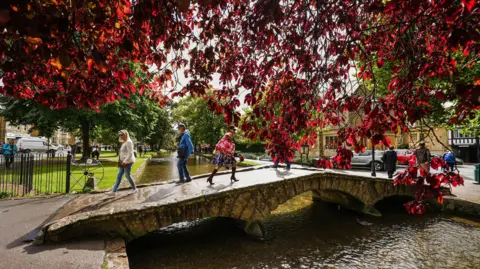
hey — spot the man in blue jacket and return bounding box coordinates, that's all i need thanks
[443,150,456,172]
[176,123,194,184]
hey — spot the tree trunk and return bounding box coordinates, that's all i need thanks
[81,121,90,159]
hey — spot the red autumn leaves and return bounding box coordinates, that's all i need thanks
[0,0,477,215]
[394,157,464,214]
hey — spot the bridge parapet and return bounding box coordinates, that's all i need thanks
[38,169,427,243]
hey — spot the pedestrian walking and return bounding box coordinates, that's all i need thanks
[272,149,292,170]
[176,123,194,184]
[415,141,431,173]
[381,146,397,179]
[443,150,456,172]
[3,139,18,170]
[108,130,137,195]
[138,145,143,158]
[143,145,147,154]
[206,126,239,185]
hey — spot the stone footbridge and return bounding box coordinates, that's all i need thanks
[38,167,420,243]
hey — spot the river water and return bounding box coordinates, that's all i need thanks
[138,153,216,184]
[127,191,480,269]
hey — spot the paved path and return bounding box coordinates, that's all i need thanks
[0,196,105,269]
[45,166,319,220]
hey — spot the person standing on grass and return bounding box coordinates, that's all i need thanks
[206,126,239,185]
[3,139,18,170]
[382,146,397,179]
[138,145,143,158]
[108,130,137,195]
[92,145,100,160]
[176,123,194,184]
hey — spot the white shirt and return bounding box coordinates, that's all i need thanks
[119,139,135,164]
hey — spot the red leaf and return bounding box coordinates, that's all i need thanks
[462,0,476,12]
[377,58,384,68]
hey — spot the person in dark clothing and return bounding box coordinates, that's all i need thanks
[415,142,431,173]
[382,146,397,179]
[91,145,100,160]
[138,145,143,157]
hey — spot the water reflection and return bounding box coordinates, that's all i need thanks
[139,152,215,184]
[128,192,480,269]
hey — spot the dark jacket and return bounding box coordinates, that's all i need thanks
[382,150,397,171]
[416,147,430,164]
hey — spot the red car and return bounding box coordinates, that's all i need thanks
[396,149,415,165]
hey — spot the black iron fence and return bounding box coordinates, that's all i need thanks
[0,152,69,198]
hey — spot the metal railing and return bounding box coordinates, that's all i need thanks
[0,152,68,197]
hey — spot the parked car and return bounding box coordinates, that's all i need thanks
[396,149,415,165]
[331,150,385,171]
[52,143,65,151]
[431,153,464,165]
[17,137,58,153]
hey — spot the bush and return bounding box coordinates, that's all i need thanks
[235,143,266,153]
[397,143,409,149]
[0,191,13,199]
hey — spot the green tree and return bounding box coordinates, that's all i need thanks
[0,94,166,157]
[171,96,227,147]
[147,108,174,150]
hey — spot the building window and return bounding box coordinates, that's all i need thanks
[325,136,339,149]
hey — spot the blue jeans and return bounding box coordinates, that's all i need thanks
[177,158,191,181]
[113,163,136,192]
[274,159,291,170]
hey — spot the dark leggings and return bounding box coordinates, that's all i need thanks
[5,156,14,169]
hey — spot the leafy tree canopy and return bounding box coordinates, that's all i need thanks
[171,94,227,147]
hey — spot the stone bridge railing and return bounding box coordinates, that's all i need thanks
[39,171,425,243]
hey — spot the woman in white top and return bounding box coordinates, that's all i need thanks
[109,130,137,194]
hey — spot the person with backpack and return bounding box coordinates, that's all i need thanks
[206,126,239,185]
[415,142,431,173]
[176,123,194,184]
[3,139,18,170]
[443,150,456,172]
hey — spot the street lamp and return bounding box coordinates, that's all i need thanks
[371,140,376,177]
[301,143,309,164]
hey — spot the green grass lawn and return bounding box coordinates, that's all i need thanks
[1,151,152,196]
[71,151,153,191]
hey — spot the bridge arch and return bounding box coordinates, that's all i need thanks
[39,172,422,244]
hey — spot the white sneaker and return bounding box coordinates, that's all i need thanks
[130,189,138,194]
[106,191,116,196]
